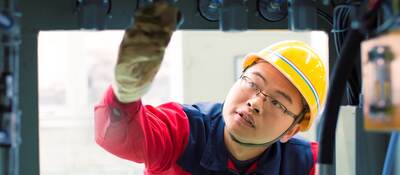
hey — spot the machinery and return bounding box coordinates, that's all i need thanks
[0,0,399,174]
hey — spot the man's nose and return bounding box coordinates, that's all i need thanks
[246,96,264,114]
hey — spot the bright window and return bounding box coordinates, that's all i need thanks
[38,31,168,175]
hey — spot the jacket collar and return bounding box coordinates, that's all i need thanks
[199,114,282,174]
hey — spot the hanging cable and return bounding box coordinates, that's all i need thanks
[331,2,365,106]
[318,0,382,172]
[317,8,333,26]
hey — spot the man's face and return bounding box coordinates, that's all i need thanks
[223,61,304,144]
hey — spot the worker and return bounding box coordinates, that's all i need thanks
[94,1,328,175]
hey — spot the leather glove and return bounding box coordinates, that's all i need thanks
[113,1,179,103]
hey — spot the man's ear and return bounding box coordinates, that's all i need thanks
[280,124,301,143]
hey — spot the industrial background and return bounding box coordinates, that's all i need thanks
[0,0,399,175]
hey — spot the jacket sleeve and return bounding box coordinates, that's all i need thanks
[94,85,190,173]
[309,142,318,175]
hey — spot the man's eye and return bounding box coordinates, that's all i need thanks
[271,100,282,108]
[248,82,256,88]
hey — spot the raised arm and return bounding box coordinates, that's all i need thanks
[94,2,189,173]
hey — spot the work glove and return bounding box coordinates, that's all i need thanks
[113,1,179,103]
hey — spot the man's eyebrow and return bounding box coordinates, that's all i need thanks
[250,71,293,104]
[275,90,293,104]
[251,72,267,84]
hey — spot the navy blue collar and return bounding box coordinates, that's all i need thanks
[255,142,281,174]
[199,115,282,174]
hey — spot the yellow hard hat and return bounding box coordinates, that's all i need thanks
[243,40,328,131]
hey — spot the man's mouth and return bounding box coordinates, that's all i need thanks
[237,112,255,128]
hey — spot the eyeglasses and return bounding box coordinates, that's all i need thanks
[239,75,298,119]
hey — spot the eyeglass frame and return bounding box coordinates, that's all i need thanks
[238,74,303,119]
